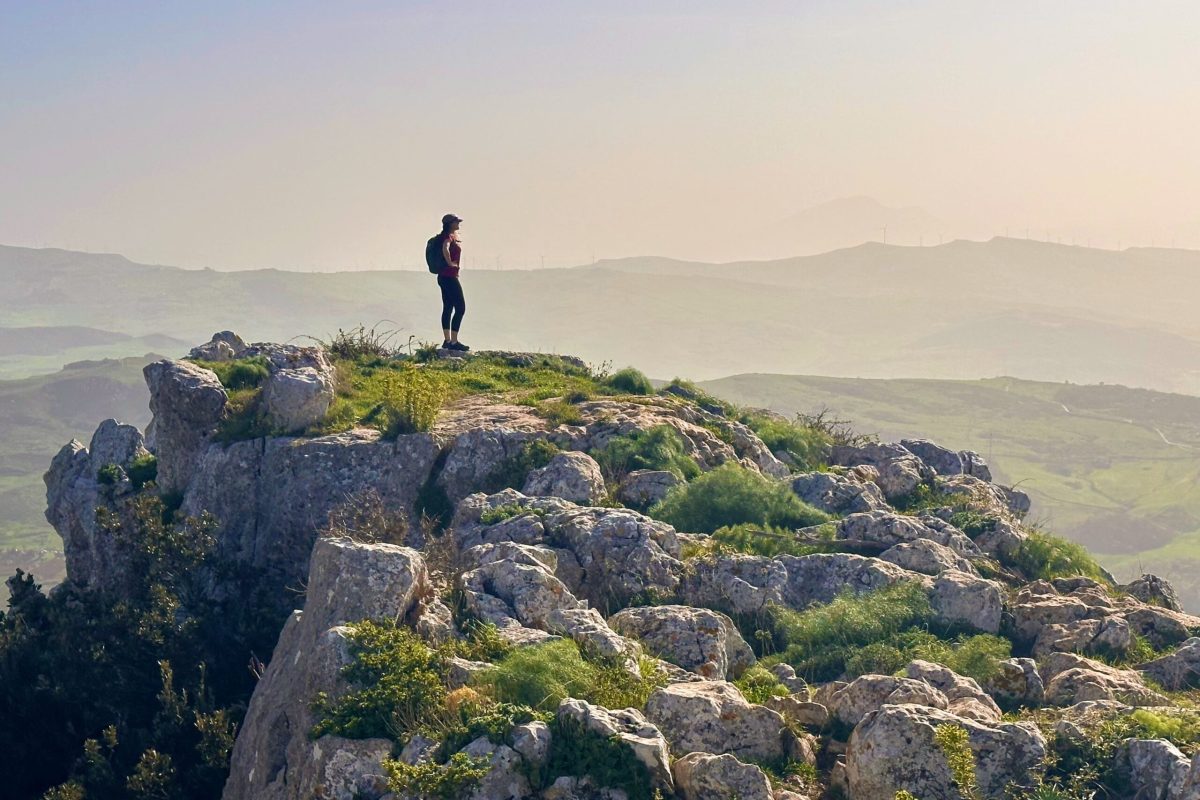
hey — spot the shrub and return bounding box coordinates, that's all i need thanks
[545,715,655,800]
[97,463,122,486]
[1013,531,1108,582]
[606,367,654,395]
[126,454,158,491]
[479,639,666,712]
[734,665,790,704]
[710,522,838,558]
[591,424,701,483]
[384,752,491,800]
[772,582,934,681]
[650,462,830,535]
[912,634,1012,683]
[742,413,831,471]
[316,324,406,360]
[310,620,447,740]
[195,356,270,391]
[483,439,560,494]
[891,483,960,514]
[479,504,545,525]
[373,365,445,436]
[660,378,736,415]
[948,510,999,538]
[934,724,980,800]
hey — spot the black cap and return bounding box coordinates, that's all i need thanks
[442,213,462,226]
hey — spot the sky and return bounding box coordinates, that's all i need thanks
[2,1,1199,270]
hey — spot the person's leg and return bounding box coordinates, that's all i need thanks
[438,277,454,345]
[449,279,466,342]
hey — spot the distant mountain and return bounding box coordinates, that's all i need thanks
[770,196,956,256]
[698,372,1200,610]
[0,326,188,379]
[4,240,1200,392]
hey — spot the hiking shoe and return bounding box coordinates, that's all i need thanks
[448,341,470,352]
[441,340,453,350]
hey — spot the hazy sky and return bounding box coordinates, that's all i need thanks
[3,1,1199,270]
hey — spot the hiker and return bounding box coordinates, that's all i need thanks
[426,213,469,351]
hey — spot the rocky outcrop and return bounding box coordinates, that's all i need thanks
[522,451,607,505]
[904,660,1003,723]
[900,438,992,481]
[1138,638,1200,691]
[829,442,933,500]
[616,469,681,509]
[1040,652,1169,707]
[790,470,887,515]
[143,358,227,494]
[1126,573,1184,612]
[846,704,1046,800]
[671,752,773,800]
[608,605,754,679]
[223,537,432,800]
[827,676,949,728]
[645,680,802,763]
[556,699,673,793]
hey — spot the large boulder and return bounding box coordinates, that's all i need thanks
[523,451,606,505]
[778,552,928,608]
[982,658,1044,708]
[1138,638,1200,691]
[900,439,992,481]
[616,469,682,509]
[143,359,227,494]
[455,736,532,800]
[829,442,933,500]
[608,605,754,679]
[188,330,247,361]
[1125,574,1184,612]
[904,660,1002,723]
[881,538,976,575]
[837,510,980,557]
[44,420,151,590]
[846,704,1046,800]
[261,366,335,433]
[223,538,431,800]
[827,676,949,729]
[1118,738,1197,800]
[556,699,673,793]
[1041,653,1169,707]
[680,553,787,616]
[645,680,800,763]
[790,470,887,515]
[671,752,772,800]
[929,570,1003,634]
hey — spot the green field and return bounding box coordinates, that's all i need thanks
[699,373,1200,610]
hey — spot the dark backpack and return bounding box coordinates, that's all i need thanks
[425,235,445,274]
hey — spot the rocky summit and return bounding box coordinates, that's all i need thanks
[42,333,1200,800]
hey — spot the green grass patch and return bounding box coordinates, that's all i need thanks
[478,504,546,526]
[771,582,935,682]
[1013,531,1109,583]
[734,665,790,704]
[709,522,839,558]
[591,424,701,483]
[478,639,666,712]
[384,752,491,800]
[191,356,270,390]
[605,367,654,395]
[741,412,832,471]
[650,462,830,535]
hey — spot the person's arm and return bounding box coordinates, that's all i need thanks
[442,238,457,268]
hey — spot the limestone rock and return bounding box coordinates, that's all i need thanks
[1042,655,1168,707]
[608,605,754,679]
[223,538,430,800]
[556,698,673,793]
[188,331,247,361]
[837,510,980,557]
[672,752,773,800]
[1120,738,1194,800]
[261,366,335,433]
[900,439,992,481]
[509,721,551,770]
[1139,638,1200,691]
[523,451,606,505]
[982,658,1044,708]
[457,736,531,800]
[880,539,976,575]
[1126,574,1184,612]
[827,676,949,729]
[646,680,797,762]
[790,471,887,515]
[829,442,933,500]
[144,358,227,494]
[778,552,928,609]
[929,570,1003,633]
[616,469,681,509]
[680,554,787,616]
[846,704,1046,800]
[904,660,1002,723]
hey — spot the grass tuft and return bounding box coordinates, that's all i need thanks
[649,462,830,535]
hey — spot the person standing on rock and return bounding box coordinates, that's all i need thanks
[426,213,469,351]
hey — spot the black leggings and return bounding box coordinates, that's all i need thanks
[438,275,466,332]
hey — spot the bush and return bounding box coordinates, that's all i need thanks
[1013,531,1108,582]
[316,324,407,360]
[591,424,701,483]
[545,715,655,800]
[934,724,980,800]
[479,504,545,525]
[374,365,445,436]
[742,413,831,471]
[772,582,934,681]
[710,522,838,558]
[734,665,790,704]
[912,633,1012,683]
[650,462,830,535]
[384,752,491,800]
[479,639,666,712]
[606,367,654,395]
[310,620,447,740]
[96,463,122,486]
[194,356,271,391]
[126,454,158,491]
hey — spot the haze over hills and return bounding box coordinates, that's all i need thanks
[4,238,1200,391]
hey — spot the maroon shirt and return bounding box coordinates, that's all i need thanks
[440,236,461,278]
